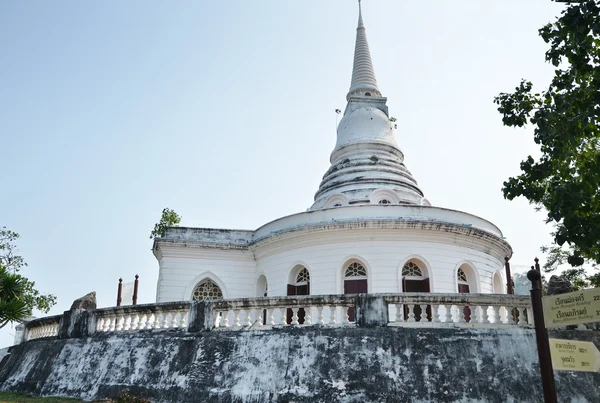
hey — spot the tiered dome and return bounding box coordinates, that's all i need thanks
[311,2,428,210]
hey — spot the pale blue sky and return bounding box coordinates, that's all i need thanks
[0,0,565,346]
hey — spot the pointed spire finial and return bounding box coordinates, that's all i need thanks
[347,0,381,100]
[358,0,364,27]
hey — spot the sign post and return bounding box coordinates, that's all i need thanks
[543,287,600,328]
[527,267,558,403]
[549,338,600,372]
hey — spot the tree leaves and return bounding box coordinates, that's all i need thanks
[0,231,56,327]
[494,0,600,271]
[150,208,182,239]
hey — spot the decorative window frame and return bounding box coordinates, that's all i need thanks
[454,261,480,293]
[288,264,311,287]
[339,256,371,293]
[323,194,350,209]
[185,272,228,301]
[398,255,433,292]
[369,189,400,205]
[255,273,268,297]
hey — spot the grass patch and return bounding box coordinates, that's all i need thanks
[0,392,87,403]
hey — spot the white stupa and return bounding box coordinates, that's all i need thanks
[153,3,511,305]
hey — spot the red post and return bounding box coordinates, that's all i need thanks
[504,256,514,295]
[132,274,139,305]
[116,278,123,307]
[527,263,557,403]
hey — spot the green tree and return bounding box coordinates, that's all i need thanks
[494,0,600,279]
[0,227,56,328]
[150,208,182,239]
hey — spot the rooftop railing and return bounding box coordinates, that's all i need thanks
[20,293,534,343]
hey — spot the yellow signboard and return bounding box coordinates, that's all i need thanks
[549,338,600,372]
[543,287,600,328]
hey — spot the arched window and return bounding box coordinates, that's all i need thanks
[457,265,474,322]
[296,268,310,284]
[345,262,367,278]
[493,272,504,294]
[378,199,391,205]
[287,266,310,324]
[402,262,423,277]
[344,261,368,322]
[192,279,223,301]
[401,260,431,321]
[457,268,468,284]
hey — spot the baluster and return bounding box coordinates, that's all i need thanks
[171,311,179,328]
[435,305,444,323]
[223,310,230,328]
[109,316,117,331]
[419,304,428,322]
[481,306,490,324]
[506,307,516,325]
[269,309,276,326]
[246,310,253,327]
[345,307,351,323]
[257,309,264,327]
[115,315,124,331]
[457,305,466,324]
[318,306,324,325]
[442,304,451,323]
[97,318,104,332]
[103,316,112,332]
[492,306,501,324]
[518,307,527,326]
[330,306,337,324]
[123,315,132,331]
[471,306,480,324]
[430,305,437,323]
[214,312,222,328]
[154,313,163,329]
[392,304,400,322]
[291,308,299,325]
[131,314,140,330]
[406,304,415,323]
[305,308,312,325]
[235,310,242,328]
[141,314,149,330]
[162,312,171,329]
[526,307,534,326]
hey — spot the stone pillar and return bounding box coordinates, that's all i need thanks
[356,294,388,327]
[188,300,215,332]
[58,309,96,339]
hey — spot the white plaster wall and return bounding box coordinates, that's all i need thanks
[255,230,503,297]
[155,247,256,303]
[155,227,507,302]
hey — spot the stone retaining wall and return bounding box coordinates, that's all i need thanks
[0,327,598,402]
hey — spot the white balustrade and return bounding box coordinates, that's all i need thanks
[385,293,532,329]
[23,293,533,341]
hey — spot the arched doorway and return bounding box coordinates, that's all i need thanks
[256,275,268,297]
[493,272,504,294]
[457,267,471,321]
[343,261,368,322]
[401,260,431,321]
[191,278,224,301]
[287,266,310,324]
[256,275,268,324]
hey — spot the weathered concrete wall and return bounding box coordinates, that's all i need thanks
[0,327,598,402]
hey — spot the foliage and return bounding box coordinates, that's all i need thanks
[114,392,150,403]
[0,227,56,328]
[149,208,182,239]
[494,0,600,273]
